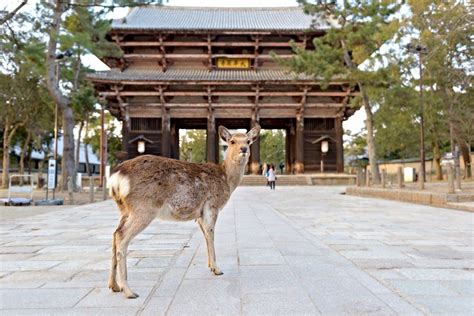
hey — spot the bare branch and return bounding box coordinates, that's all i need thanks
[0,1,28,26]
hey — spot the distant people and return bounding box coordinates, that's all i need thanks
[263,163,270,187]
[279,162,284,174]
[268,164,276,190]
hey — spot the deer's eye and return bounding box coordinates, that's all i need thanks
[230,140,235,145]
[247,140,251,145]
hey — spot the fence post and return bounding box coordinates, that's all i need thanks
[397,166,404,189]
[89,176,94,203]
[67,176,74,204]
[356,168,362,187]
[381,170,386,189]
[447,164,455,194]
[455,164,461,191]
[102,178,107,201]
[365,169,371,187]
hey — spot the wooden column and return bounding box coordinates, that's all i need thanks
[162,110,170,157]
[207,34,212,71]
[294,86,308,174]
[159,34,167,71]
[335,116,344,173]
[285,126,291,174]
[250,85,260,174]
[295,113,305,174]
[206,85,216,163]
[159,85,170,157]
[170,121,179,159]
[207,113,216,163]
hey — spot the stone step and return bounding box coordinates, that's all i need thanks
[240,174,356,186]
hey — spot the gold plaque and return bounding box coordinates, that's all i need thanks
[216,58,250,69]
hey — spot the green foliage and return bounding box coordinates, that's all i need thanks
[260,130,285,166]
[374,86,420,160]
[180,130,206,163]
[285,0,402,91]
[84,112,122,165]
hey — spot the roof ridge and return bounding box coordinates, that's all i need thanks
[139,5,303,11]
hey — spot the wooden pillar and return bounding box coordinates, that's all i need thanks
[335,117,344,173]
[121,122,129,153]
[170,121,179,159]
[289,123,296,174]
[206,113,216,163]
[161,110,170,157]
[206,85,216,163]
[250,85,260,174]
[250,118,260,174]
[285,127,291,174]
[295,113,304,174]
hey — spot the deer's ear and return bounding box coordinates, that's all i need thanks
[218,126,232,142]
[247,125,261,144]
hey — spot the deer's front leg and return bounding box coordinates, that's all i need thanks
[197,210,223,275]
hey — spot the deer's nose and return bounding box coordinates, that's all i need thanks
[240,147,248,153]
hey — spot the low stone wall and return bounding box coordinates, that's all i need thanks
[240,174,356,186]
[346,186,474,212]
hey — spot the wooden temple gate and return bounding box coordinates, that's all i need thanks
[88,6,358,174]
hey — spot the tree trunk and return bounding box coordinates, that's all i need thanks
[432,139,442,180]
[2,125,11,189]
[84,121,91,176]
[19,131,32,185]
[75,121,84,179]
[46,0,75,191]
[60,106,76,190]
[459,139,472,178]
[340,39,380,183]
[2,123,21,189]
[360,86,380,184]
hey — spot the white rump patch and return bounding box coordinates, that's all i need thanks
[109,171,130,199]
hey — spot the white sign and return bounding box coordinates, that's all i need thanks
[47,159,56,190]
[76,173,82,188]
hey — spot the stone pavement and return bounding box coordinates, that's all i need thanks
[1,186,473,315]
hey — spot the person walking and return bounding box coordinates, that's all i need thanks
[268,164,276,190]
[263,163,270,187]
[279,162,284,174]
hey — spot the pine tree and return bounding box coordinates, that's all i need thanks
[286,0,402,182]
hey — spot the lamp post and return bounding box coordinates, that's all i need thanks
[406,43,427,190]
[321,140,329,172]
[53,49,73,197]
[311,135,335,173]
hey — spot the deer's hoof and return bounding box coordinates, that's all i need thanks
[211,267,224,275]
[108,281,121,292]
[122,287,139,299]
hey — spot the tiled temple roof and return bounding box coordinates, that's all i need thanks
[111,6,330,32]
[88,68,316,83]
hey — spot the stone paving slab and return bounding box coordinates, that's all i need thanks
[1,186,473,315]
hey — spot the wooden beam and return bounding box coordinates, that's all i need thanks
[118,41,306,48]
[115,102,344,108]
[122,53,293,60]
[100,91,355,97]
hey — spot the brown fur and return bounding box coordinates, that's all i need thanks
[107,125,260,298]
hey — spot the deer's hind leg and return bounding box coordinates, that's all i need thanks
[108,214,127,292]
[115,210,155,298]
[197,207,222,275]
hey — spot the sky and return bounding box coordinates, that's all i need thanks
[2,0,366,136]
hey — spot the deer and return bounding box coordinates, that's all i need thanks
[107,125,260,298]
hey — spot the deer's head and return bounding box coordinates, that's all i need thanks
[219,125,261,165]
